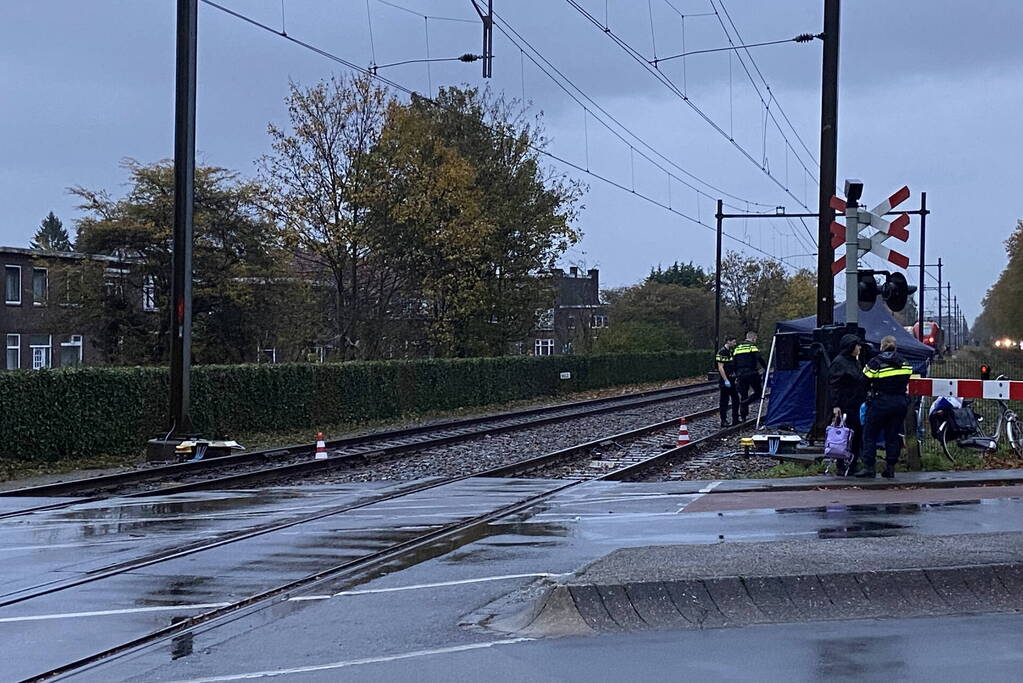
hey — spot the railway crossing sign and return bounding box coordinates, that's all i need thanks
[828,185,912,275]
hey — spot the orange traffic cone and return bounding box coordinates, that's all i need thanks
[676,418,690,448]
[315,432,328,460]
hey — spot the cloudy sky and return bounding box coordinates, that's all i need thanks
[3,0,1021,324]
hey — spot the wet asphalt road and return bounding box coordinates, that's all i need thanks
[6,478,1023,681]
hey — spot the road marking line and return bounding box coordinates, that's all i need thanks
[698,481,724,494]
[676,480,722,513]
[288,573,558,601]
[167,638,535,682]
[0,603,232,624]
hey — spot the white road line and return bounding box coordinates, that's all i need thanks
[166,638,535,682]
[0,603,232,624]
[698,481,724,494]
[676,480,722,513]
[288,573,557,601]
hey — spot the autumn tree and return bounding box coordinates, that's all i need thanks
[31,211,73,251]
[974,220,1023,342]
[720,251,788,337]
[65,160,308,364]
[390,88,582,356]
[596,281,714,352]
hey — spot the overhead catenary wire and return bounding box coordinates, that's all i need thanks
[491,10,777,210]
[706,0,818,181]
[198,0,795,267]
[375,0,477,23]
[563,0,814,212]
[714,0,819,167]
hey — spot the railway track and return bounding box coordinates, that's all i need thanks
[0,381,715,513]
[10,404,743,682]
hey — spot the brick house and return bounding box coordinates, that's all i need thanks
[527,267,609,356]
[2,247,150,370]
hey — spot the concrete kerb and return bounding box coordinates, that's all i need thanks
[685,467,1023,495]
[469,532,1023,637]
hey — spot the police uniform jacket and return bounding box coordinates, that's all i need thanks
[863,351,913,398]
[731,342,766,376]
[716,346,736,380]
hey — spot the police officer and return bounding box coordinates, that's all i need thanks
[716,335,739,428]
[855,335,913,479]
[732,331,767,422]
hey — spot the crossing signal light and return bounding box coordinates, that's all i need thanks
[857,272,878,311]
[981,365,991,381]
[856,271,916,313]
[881,272,915,313]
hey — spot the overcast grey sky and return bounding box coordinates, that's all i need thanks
[3,1,1021,323]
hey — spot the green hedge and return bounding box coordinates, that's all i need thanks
[0,350,710,463]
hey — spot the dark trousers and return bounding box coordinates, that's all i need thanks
[719,380,739,424]
[736,373,763,421]
[861,395,909,471]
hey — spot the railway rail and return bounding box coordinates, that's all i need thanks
[11,403,743,681]
[1,381,716,511]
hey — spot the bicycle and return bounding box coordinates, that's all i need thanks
[930,375,1023,462]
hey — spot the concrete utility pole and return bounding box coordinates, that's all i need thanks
[936,258,943,331]
[169,0,197,437]
[816,0,840,326]
[946,282,952,343]
[917,192,927,340]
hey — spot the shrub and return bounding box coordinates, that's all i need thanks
[0,350,711,464]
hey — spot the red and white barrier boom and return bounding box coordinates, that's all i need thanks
[909,377,1023,401]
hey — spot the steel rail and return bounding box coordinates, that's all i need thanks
[1,381,715,503]
[24,403,740,682]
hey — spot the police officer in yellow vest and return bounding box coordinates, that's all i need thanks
[716,335,739,428]
[854,335,913,479]
[732,331,767,422]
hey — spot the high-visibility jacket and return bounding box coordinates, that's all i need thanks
[732,342,766,375]
[863,351,913,396]
[716,346,736,377]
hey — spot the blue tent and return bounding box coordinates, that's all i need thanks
[763,301,935,432]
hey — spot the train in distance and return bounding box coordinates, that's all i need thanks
[903,321,944,350]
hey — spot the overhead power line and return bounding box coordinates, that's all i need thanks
[491,10,778,210]
[199,0,795,267]
[563,0,815,212]
[650,33,818,65]
[711,0,820,170]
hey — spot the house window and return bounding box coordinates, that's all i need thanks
[535,338,554,356]
[259,348,277,363]
[5,334,19,370]
[591,314,609,329]
[32,268,47,306]
[567,315,576,330]
[29,334,51,370]
[5,266,21,304]
[60,335,83,366]
[536,308,554,331]
[142,276,157,312]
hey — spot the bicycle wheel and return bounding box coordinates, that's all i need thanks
[1006,419,1023,457]
[938,418,992,464]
